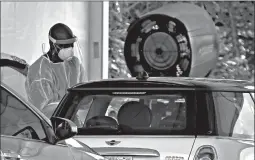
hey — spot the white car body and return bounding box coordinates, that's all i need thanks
[52,78,254,160]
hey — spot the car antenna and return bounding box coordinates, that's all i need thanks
[136,71,149,80]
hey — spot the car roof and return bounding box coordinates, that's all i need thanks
[70,77,254,92]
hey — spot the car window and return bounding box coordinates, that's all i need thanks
[1,67,28,101]
[1,86,46,140]
[105,97,187,125]
[60,90,196,135]
[212,91,254,139]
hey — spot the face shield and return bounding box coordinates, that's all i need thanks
[45,35,84,63]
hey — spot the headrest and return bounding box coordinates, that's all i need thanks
[117,101,152,127]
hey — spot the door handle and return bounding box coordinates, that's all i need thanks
[1,150,21,160]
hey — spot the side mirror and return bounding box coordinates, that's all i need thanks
[50,117,78,141]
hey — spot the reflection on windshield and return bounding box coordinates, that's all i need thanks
[1,88,46,140]
[213,92,254,139]
[1,67,28,101]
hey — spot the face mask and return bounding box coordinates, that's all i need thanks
[58,47,74,61]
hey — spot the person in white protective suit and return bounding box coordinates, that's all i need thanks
[25,23,87,111]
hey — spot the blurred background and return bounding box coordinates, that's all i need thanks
[1,1,254,81]
[109,1,254,81]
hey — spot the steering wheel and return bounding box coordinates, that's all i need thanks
[12,126,40,140]
[159,118,185,129]
[86,116,119,131]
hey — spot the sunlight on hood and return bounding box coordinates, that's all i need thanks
[65,138,84,148]
[85,152,105,160]
[65,138,105,160]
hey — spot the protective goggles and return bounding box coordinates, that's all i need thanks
[49,35,77,45]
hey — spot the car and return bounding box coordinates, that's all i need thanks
[50,74,254,160]
[2,53,254,160]
[0,53,106,160]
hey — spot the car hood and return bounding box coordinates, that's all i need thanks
[65,138,101,155]
[65,138,105,160]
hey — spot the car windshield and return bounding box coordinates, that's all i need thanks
[59,90,196,135]
[1,66,60,119]
[212,91,254,139]
[1,66,28,101]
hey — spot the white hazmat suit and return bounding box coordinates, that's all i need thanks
[25,32,87,110]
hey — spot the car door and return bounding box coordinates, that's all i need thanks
[0,54,103,160]
[0,85,80,160]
